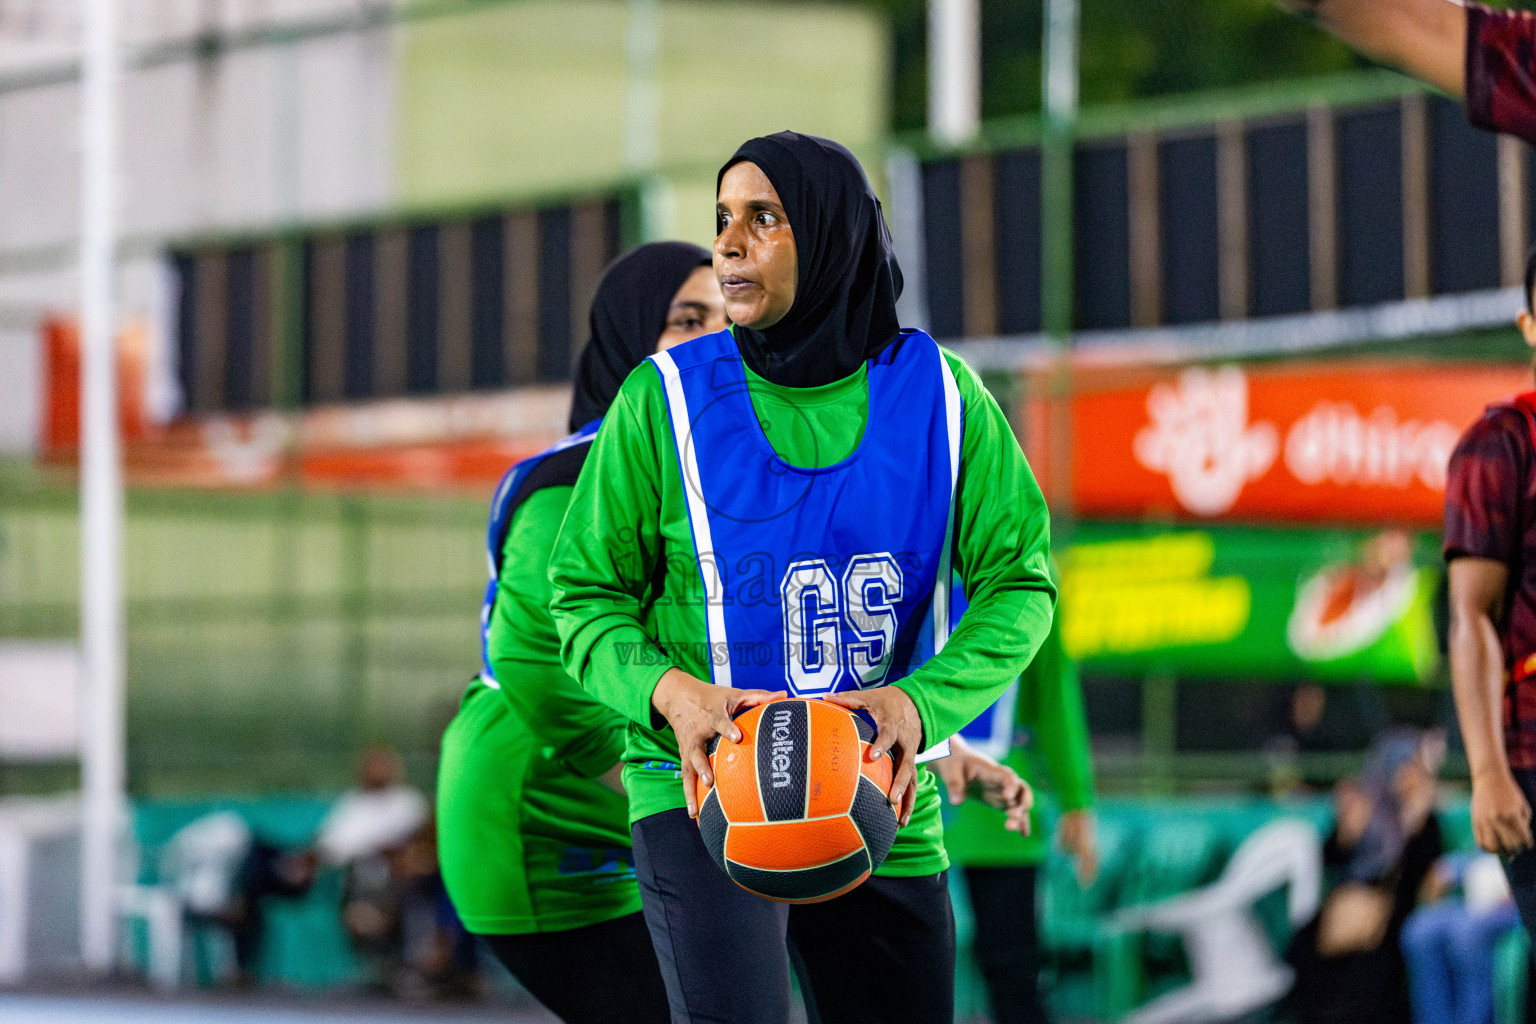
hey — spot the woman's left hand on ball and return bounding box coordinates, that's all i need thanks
[825,686,924,827]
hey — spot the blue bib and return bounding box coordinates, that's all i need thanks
[923,582,1020,761]
[478,420,601,688]
[650,329,961,759]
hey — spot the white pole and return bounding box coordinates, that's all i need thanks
[928,0,979,146]
[885,148,930,331]
[622,0,659,173]
[78,0,125,977]
[1041,0,1079,343]
[623,0,668,241]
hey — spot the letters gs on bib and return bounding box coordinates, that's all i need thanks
[783,551,913,695]
[665,548,929,694]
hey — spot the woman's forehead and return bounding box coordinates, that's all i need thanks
[719,161,783,204]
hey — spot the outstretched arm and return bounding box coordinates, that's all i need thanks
[1277,0,1466,97]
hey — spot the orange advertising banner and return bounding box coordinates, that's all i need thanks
[1027,360,1533,526]
[43,381,569,493]
[40,316,149,453]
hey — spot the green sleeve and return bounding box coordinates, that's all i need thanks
[1018,612,1095,811]
[893,352,1057,748]
[549,373,676,727]
[487,485,627,778]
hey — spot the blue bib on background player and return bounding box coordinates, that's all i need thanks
[478,419,601,688]
[925,581,1020,761]
[651,328,961,758]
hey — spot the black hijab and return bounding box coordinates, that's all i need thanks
[569,241,712,431]
[718,131,904,389]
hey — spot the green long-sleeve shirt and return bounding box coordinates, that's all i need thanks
[549,341,1056,876]
[437,483,639,934]
[941,608,1096,866]
[487,486,629,778]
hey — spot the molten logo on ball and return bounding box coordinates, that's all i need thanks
[769,706,794,788]
[696,697,898,903]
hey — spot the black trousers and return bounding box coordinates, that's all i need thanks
[963,865,1048,1024]
[790,868,956,1024]
[633,807,956,1024]
[482,911,671,1024]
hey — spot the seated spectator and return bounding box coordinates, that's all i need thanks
[1287,728,1447,1024]
[1401,852,1519,1024]
[316,745,430,868]
[325,746,475,1000]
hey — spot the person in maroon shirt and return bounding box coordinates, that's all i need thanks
[1273,0,1536,147]
[1442,255,1536,929]
[1278,0,1536,919]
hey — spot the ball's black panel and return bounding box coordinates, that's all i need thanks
[757,700,809,822]
[706,734,720,757]
[727,848,871,902]
[850,775,898,870]
[853,714,876,744]
[697,789,729,872]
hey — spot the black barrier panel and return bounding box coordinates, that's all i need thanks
[1430,95,1501,296]
[994,148,1043,335]
[406,225,439,395]
[225,247,257,411]
[174,252,197,412]
[1337,104,1404,307]
[300,242,315,405]
[342,233,375,400]
[538,208,573,382]
[922,159,964,339]
[1159,135,1220,325]
[1246,120,1311,317]
[605,200,625,273]
[470,215,505,389]
[1074,143,1131,330]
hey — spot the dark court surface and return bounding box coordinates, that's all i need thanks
[0,991,561,1024]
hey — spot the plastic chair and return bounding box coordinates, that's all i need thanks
[1106,818,1322,1024]
[115,882,183,990]
[1093,815,1228,1019]
[118,810,255,989]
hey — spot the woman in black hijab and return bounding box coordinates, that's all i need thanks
[549,133,1056,1024]
[438,241,721,1024]
[569,240,719,429]
[716,132,904,388]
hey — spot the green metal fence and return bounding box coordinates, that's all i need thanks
[0,464,487,795]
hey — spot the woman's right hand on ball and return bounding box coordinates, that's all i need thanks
[651,668,782,817]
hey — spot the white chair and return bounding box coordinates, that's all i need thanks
[115,881,182,990]
[1108,818,1323,1024]
[117,810,253,990]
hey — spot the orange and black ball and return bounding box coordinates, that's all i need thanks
[695,697,898,904]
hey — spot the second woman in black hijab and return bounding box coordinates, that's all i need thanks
[549,133,1057,1024]
[438,241,722,1024]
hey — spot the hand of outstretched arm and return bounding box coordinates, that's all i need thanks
[1276,0,1465,97]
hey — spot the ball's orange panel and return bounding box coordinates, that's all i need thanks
[713,705,766,823]
[724,815,864,871]
[804,703,860,818]
[859,742,894,792]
